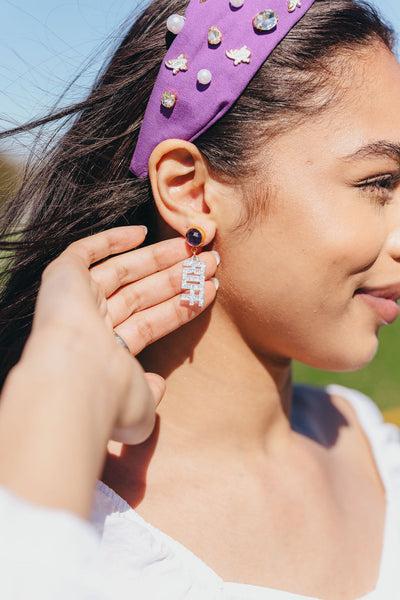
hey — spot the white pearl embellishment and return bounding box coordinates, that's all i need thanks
[197,69,212,85]
[230,0,244,7]
[166,14,185,35]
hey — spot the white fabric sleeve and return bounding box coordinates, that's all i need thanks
[0,485,112,600]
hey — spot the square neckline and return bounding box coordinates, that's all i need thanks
[96,385,393,600]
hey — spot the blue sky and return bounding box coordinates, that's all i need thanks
[1,0,400,156]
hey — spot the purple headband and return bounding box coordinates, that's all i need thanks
[130,0,316,178]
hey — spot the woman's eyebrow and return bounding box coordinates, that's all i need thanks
[342,141,400,164]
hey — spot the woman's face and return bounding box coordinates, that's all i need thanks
[216,44,400,371]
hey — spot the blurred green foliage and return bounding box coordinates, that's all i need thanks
[293,317,400,412]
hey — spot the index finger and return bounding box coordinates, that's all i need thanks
[64,226,148,268]
[89,237,194,298]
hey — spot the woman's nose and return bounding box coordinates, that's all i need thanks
[386,228,400,261]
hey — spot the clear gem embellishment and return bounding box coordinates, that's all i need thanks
[208,26,222,45]
[287,0,301,11]
[161,91,177,108]
[253,10,279,31]
[181,255,206,307]
[165,54,188,75]
[226,45,251,66]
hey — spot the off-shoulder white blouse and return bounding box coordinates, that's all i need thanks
[91,385,400,600]
[1,386,399,599]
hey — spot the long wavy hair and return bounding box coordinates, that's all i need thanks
[0,0,394,388]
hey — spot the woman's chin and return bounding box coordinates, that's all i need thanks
[298,338,379,373]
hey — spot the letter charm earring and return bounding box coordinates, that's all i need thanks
[181,227,206,306]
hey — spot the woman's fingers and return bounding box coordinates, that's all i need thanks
[90,237,192,298]
[114,279,218,355]
[67,226,148,269]
[107,251,218,327]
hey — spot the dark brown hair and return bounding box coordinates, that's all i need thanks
[0,0,394,387]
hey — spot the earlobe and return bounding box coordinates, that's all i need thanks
[148,139,217,244]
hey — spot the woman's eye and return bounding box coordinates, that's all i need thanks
[356,174,400,205]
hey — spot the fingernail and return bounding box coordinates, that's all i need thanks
[211,250,220,266]
[140,225,148,235]
[211,277,219,291]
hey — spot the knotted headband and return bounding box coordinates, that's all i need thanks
[130,0,317,178]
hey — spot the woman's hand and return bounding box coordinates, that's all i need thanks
[30,225,218,443]
[0,226,219,516]
[88,226,219,355]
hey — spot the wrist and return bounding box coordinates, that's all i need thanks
[0,362,110,517]
[21,325,122,425]
[0,330,126,517]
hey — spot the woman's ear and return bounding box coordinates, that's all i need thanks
[148,139,217,244]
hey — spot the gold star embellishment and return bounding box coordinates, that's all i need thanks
[288,0,302,12]
[226,45,251,66]
[165,54,189,75]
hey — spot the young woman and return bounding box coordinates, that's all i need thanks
[1,0,400,598]
[0,226,212,599]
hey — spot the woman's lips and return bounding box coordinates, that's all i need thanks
[356,291,400,324]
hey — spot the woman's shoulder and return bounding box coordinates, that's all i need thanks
[324,384,388,424]
[293,383,400,492]
[293,382,398,437]
[324,384,400,451]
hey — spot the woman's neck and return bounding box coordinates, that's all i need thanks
[139,302,294,451]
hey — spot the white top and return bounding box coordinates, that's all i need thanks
[0,485,106,599]
[0,385,399,599]
[91,385,400,600]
